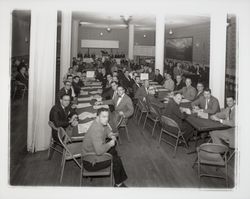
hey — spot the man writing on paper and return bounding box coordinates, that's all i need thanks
[82,108,128,187]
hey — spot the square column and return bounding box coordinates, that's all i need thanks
[128,24,134,60]
[209,13,227,108]
[71,19,79,60]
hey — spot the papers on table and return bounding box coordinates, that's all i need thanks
[154,85,163,88]
[158,88,168,91]
[90,82,102,86]
[80,90,88,95]
[140,73,149,80]
[76,103,92,109]
[86,71,95,78]
[78,112,97,120]
[149,82,158,85]
[89,89,102,94]
[78,120,94,134]
[198,111,209,119]
[82,86,102,89]
[93,104,109,109]
[78,96,93,102]
[181,98,191,103]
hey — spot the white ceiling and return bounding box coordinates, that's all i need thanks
[73,11,210,30]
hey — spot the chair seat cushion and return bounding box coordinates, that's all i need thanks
[82,167,111,177]
[199,150,225,166]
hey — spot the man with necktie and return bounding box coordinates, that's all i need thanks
[191,88,220,115]
[209,96,236,148]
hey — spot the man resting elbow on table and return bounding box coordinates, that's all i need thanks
[163,92,194,142]
[175,78,197,101]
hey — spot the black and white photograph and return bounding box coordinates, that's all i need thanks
[1,0,250,199]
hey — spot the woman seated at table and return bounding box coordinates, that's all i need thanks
[163,92,194,142]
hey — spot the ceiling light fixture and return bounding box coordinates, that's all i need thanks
[100,32,103,36]
[143,34,147,38]
[169,28,173,35]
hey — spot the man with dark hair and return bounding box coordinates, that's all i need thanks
[163,92,193,141]
[191,87,220,115]
[154,69,164,84]
[102,81,119,100]
[132,76,141,94]
[209,96,236,148]
[177,78,197,101]
[135,79,149,102]
[82,108,128,187]
[57,80,74,104]
[72,76,81,97]
[194,82,204,100]
[49,94,78,141]
[15,65,29,88]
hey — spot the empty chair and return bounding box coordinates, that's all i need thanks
[196,143,229,187]
[143,104,161,137]
[80,152,113,186]
[136,98,149,125]
[57,127,82,184]
[116,116,130,144]
[159,116,188,158]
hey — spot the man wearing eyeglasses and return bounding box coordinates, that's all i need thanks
[56,80,74,104]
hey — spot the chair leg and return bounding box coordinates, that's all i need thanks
[47,139,52,158]
[198,162,201,187]
[225,162,228,187]
[110,162,113,186]
[228,150,235,162]
[118,129,122,145]
[143,113,148,129]
[125,126,130,142]
[12,87,17,100]
[80,164,83,186]
[159,129,163,144]
[181,135,189,148]
[138,112,143,125]
[21,89,26,104]
[151,121,157,137]
[173,136,179,158]
[60,154,66,184]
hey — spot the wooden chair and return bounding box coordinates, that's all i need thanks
[80,153,113,186]
[196,143,229,187]
[57,127,82,184]
[143,104,161,137]
[116,116,130,144]
[159,116,188,158]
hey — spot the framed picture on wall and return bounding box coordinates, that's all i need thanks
[165,37,193,61]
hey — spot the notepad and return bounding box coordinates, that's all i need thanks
[198,111,209,119]
[78,112,97,120]
[181,99,191,103]
[86,71,95,78]
[78,120,94,134]
[76,103,92,109]
[140,73,149,80]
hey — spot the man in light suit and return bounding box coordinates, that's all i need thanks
[132,76,141,95]
[96,85,134,129]
[191,88,220,115]
[209,96,236,148]
[194,82,204,101]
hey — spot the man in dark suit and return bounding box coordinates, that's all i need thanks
[81,108,128,187]
[15,66,29,88]
[121,70,133,97]
[72,76,81,97]
[154,69,164,84]
[49,94,78,141]
[132,76,141,95]
[209,96,236,148]
[191,88,220,115]
[162,93,193,141]
[56,80,74,104]
[194,82,204,101]
[134,79,149,101]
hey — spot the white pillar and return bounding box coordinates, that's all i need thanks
[209,13,227,108]
[28,9,57,152]
[71,19,79,60]
[155,14,165,74]
[60,11,72,87]
[128,24,134,60]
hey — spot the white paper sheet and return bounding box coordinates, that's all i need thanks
[93,104,109,109]
[89,89,102,94]
[158,88,168,91]
[86,71,95,78]
[80,90,88,95]
[78,112,97,120]
[140,73,149,80]
[78,120,94,134]
[78,96,93,102]
[181,99,191,103]
[82,86,102,89]
[154,85,163,88]
[76,103,92,109]
[149,82,158,85]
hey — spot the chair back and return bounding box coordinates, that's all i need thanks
[57,127,72,145]
[138,98,149,112]
[149,104,160,119]
[161,115,181,132]
[48,121,58,131]
[116,115,127,128]
[198,143,228,154]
